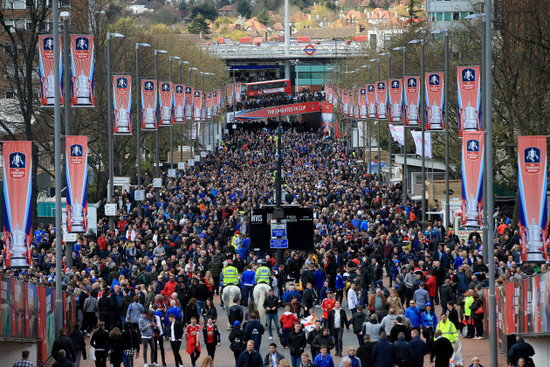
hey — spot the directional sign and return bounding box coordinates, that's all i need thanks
[270,238,288,249]
[153,178,162,188]
[134,189,145,201]
[104,203,117,216]
[63,233,77,242]
[167,169,176,178]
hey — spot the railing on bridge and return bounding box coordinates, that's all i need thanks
[204,41,369,59]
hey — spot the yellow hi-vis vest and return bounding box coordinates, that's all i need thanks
[255,266,271,284]
[436,319,458,343]
[222,266,239,285]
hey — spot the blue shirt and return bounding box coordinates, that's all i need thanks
[241,270,256,287]
[313,354,335,367]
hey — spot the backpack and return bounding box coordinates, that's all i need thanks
[229,305,244,325]
[230,332,245,352]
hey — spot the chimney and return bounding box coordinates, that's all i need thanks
[356,23,361,34]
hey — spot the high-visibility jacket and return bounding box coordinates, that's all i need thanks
[464,296,474,317]
[222,266,239,286]
[255,266,271,284]
[436,319,458,343]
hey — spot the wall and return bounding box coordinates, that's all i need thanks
[523,337,550,367]
[0,340,38,366]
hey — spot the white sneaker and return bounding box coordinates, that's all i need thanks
[269,336,273,340]
[144,364,148,367]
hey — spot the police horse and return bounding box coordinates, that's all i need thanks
[253,283,272,318]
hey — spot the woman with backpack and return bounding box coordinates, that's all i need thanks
[229,321,246,364]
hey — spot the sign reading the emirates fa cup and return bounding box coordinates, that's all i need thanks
[113,75,132,135]
[366,84,376,119]
[234,83,242,102]
[227,83,234,105]
[359,88,367,119]
[404,76,420,126]
[38,35,63,107]
[141,80,158,131]
[388,79,403,123]
[425,72,444,130]
[184,86,194,122]
[193,90,202,121]
[2,141,33,268]
[375,81,387,120]
[158,81,173,126]
[461,131,485,229]
[518,136,548,263]
[173,84,185,124]
[66,136,88,233]
[457,66,481,135]
[71,35,95,106]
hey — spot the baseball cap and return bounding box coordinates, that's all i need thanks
[227,259,232,264]
[426,302,432,307]
[233,321,240,326]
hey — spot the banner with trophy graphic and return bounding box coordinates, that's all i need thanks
[173,84,185,124]
[113,75,132,135]
[70,35,94,106]
[425,72,444,130]
[234,83,242,102]
[388,79,403,123]
[141,80,157,131]
[158,81,173,126]
[457,66,481,135]
[227,83,234,105]
[326,83,333,105]
[461,131,485,229]
[2,141,33,268]
[404,76,420,126]
[206,92,213,119]
[367,84,376,119]
[212,90,218,116]
[375,81,387,120]
[358,88,367,119]
[341,89,349,116]
[518,136,548,263]
[184,86,194,122]
[38,35,63,107]
[65,136,88,233]
[193,90,202,121]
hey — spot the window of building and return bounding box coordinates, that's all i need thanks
[3,43,14,56]
[453,12,460,20]
[461,12,469,19]
[2,0,26,9]
[436,12,443,21]
[5,89,17,99]
[444,12,452,21]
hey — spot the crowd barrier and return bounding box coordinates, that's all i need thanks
[0,275,76,366]
[482,271,550,352]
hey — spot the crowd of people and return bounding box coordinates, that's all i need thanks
[1,124,542,367]
[226,90,324,113]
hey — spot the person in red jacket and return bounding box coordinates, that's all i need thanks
[163,273,178,299]
[279,305,299,347]
[97,233,107,258]
[321,291,336,327]
[425,273,437,305]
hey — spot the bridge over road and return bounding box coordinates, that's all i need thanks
[234,101,321,121]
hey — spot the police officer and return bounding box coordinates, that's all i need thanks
[255,261,271,285]
[221,260,239,307]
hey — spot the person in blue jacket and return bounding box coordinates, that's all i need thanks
[241,265,256,304]
[421,302,438,352]
[335,270,345,302]
[404,300,422,329]
[282,285,302,303]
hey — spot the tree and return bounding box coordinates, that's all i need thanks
[237,0,252,19]
[191,1,218,21]
[257,9,272,26]
[408,0,421,20]
[188,14,210,34]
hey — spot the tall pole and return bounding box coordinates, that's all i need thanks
[444,31,450,229]
[202,72,205,148]
[386,53,392,185]
[189,67,195,158]
[62,13,72,269]
[420,40,426,222]
[154,50,166,201]
[368,65,372,175]
[284,0,290,79]
[481,17,489,261]
[169,57,175,169]
[53,0,63,335]
[402,48,408,206]
[377,59,381,178]
[136,43,150,217]
[276,113,283,265]
[485,0,497,364]
[179,61,184,163]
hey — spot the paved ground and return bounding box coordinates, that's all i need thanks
[75,289,508,367]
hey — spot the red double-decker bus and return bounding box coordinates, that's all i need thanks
[245,79,292,98]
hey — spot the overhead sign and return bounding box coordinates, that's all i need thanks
[235,101,320,121]
[270,238,288,248]
[304,44,316,55]
[113,177,130,186]
[104,203,117,216]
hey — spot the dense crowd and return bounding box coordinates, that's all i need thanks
[2,126,541,367]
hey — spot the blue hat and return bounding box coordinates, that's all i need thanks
[233,321,240,326]
[426,302,432,307]
[272,266,278,271]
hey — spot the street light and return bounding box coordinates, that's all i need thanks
[409,38,426,221]
[188,67,199,156]
[370,58,381,177]
[432,29,450,229]
[135,42,150,217]
[380,52,392,185]
[393,46,408,206]
[168,56,180,170]
[154,49,167,201]
[178,61,190,162]
[107,32,124,232]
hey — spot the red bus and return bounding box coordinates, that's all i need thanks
[245,79,292,98]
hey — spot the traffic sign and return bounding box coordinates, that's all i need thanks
[304,44,316,55]
[167,169,176,178]
[134,190,145,201]
[177,162,185,170]
[104,203,117,216]
[153,178,162,188]
[270,238,288,249]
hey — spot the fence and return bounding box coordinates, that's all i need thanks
[0,275,76,366]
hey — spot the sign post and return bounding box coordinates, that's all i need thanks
[270,219,288,249]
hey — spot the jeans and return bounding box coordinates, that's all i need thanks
[95,350,108,367]
[282,328,292,346]
[142,338,157,364]
[75,351,82,367]
[154,336,166,365]
[291,355,301,367]
[332,328,343,353]
[197,300,205,320]
[266,313,280,338]
[171,340,183,367]
[356,332,364,346]
[244,285,253,304]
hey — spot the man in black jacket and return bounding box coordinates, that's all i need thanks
[508,337,535,366]
[350,305,367,345]
[302,282,317,314]
[264,288,280,340]
[168,313,184,367]
[430,330,454,367]
[356,334,375,367]
[307,320,322,358]
[327,301,348,357]
[237,340,263,367]
[51,328,76,363]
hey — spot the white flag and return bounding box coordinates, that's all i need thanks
[357,121,365,140]
[389,124,405,147]
[410,130,432,159]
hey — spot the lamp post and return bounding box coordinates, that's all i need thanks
[135,42,151,217]
[169,56,180,169]
[370,57,381,177]
[107,32,124,233]
[189,67,198,156]
[381,52,392,184]
[178,60,190,163]
[409,38,426,222]
[432,30,450,228]
[367,64,372,175]
[393,46,407,206]
[154,49,167,201]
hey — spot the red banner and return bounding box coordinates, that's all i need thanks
[70,35,94,106]
[359,88,367,119]
[518,135,548,263]
[235,83,242,102]
[227,83,234,105]
[376,81,387,120]
[2,141,33,268]
[425,72,444,130]
[461,131,484,228]
[158,81,173,126]
[457,66,481,135]
[367,84,376,118]
[388,79,403,123]
[174,84,185,124]
[184,86,193,122]
[193,90,202,121]
[38,35,63,107]
[141,79,157,130]
[113,75,132,135]
[206,92,213,119]
[235,101,320,120]
[65,136,88,233]
[404,76,420,126]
